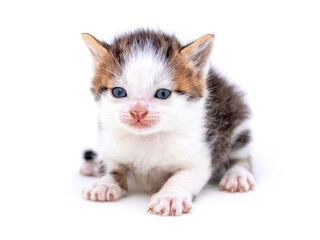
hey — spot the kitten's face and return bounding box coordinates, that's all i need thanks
[101,52,175,135]
[82,30,214,135]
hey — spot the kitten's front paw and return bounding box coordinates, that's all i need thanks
[83,182,122,201]
[219,166,255,192]
[147,194,192,216]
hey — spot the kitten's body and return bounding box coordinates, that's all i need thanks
[81,30,254,216]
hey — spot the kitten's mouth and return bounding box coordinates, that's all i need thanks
[129,120,152,128]
[119,114,160,130]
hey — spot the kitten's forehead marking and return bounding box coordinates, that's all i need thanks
[121,46,173,91]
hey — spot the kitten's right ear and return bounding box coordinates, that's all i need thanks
[81,33,109,64]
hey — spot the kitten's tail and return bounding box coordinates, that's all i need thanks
[80,149,99,176]
[83,150,97,161]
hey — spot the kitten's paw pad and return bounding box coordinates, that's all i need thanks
[82,183,122,201]
[147,195,192,216]
[219,166,255,192]
[80,161,98,176]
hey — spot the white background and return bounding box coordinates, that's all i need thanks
[0,0,319,239]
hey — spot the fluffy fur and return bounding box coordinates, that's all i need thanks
[81,29,255,216]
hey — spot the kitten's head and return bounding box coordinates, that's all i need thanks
[82,30,214,135]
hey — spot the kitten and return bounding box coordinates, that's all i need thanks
[80,29,255,216]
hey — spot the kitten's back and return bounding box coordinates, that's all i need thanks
[205,69,251,181]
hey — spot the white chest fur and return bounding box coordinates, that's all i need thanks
[97,98,212,192]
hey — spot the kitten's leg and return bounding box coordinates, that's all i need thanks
[219,129,255,192]
[83,165,128,201]
[148,166,211,216]
[219,157,255,192]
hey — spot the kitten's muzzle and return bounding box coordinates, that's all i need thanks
[129,101,149,121]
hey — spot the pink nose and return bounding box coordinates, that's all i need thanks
[130,101,148,120]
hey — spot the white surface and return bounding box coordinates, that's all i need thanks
[0,1,319,239]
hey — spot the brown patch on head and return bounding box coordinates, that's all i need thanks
[90,58,121,97]
[171,60,207,99]
[82,33,122,97]
[110,167,128,191]
[171,34,215,99]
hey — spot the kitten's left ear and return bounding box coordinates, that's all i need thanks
[180,34,215,75]
[81,33,109,65]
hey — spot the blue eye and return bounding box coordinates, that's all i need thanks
[155,89,171,99]
[112,87,127,98]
